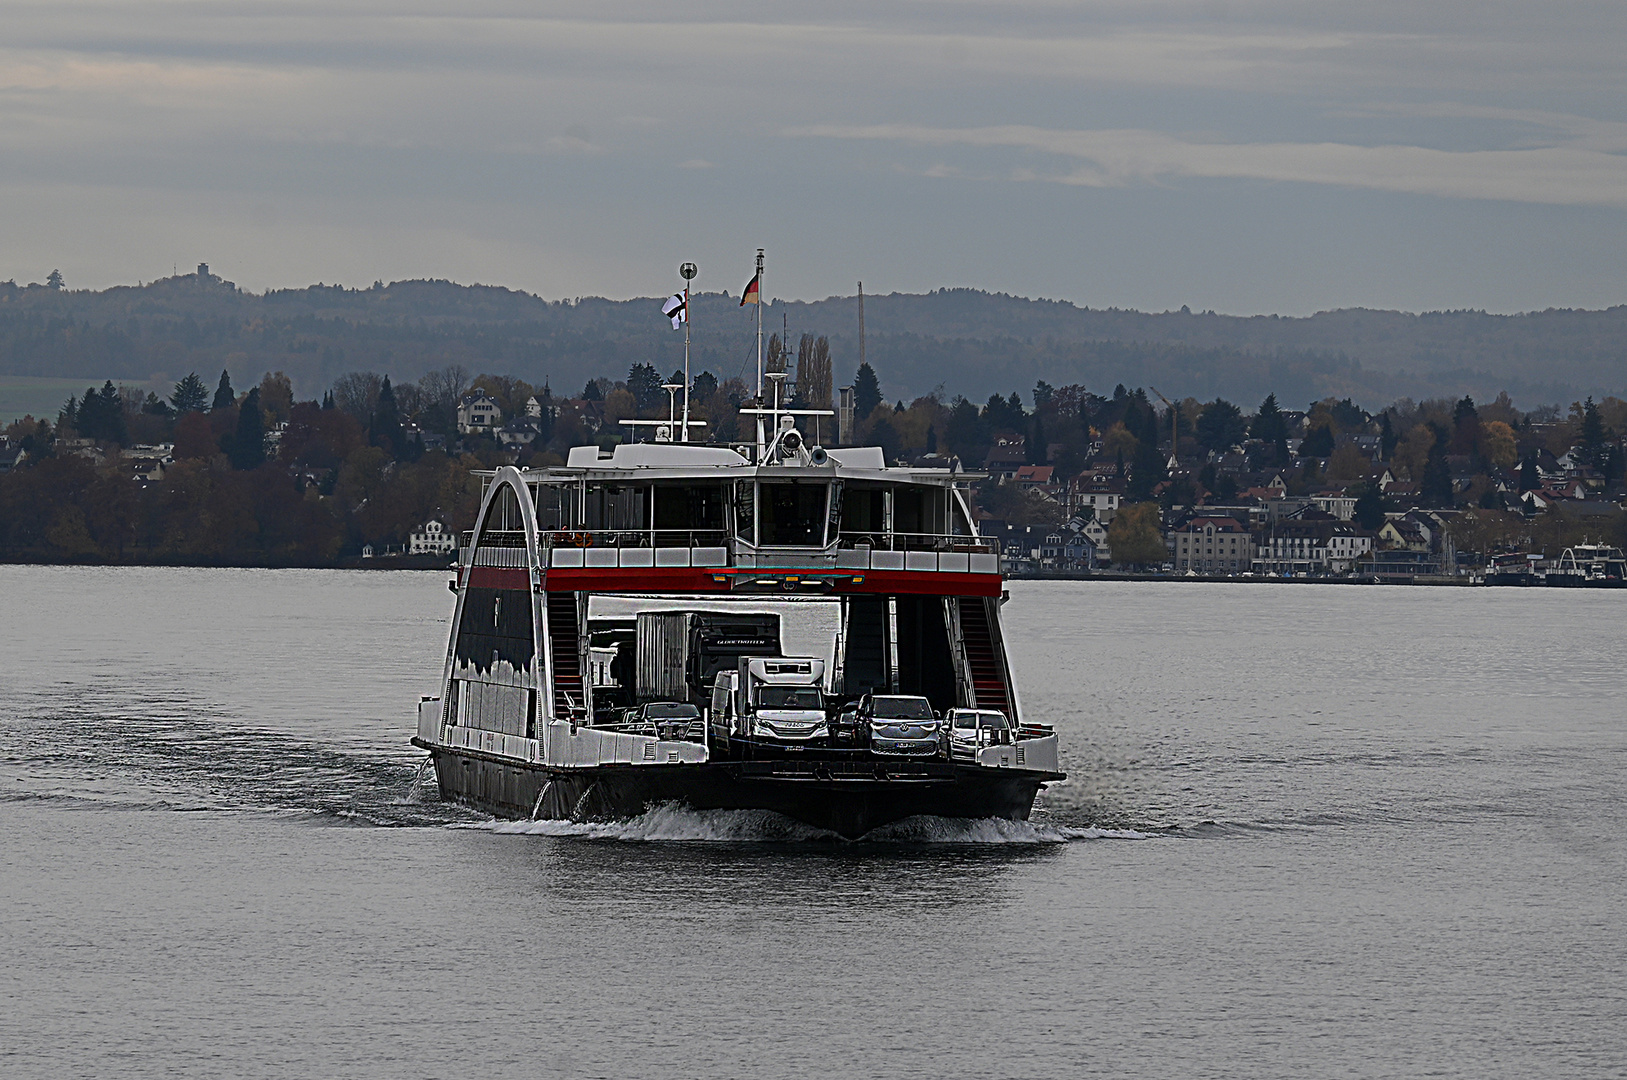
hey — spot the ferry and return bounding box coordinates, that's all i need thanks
[410,402,1064,839]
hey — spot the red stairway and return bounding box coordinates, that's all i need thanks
[957,597,1011,713]
[547,591,584,719]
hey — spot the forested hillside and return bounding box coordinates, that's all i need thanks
[3,269,1624,409]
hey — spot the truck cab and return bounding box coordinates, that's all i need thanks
[710,657,828,747]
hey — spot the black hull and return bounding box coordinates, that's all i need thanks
[415,739,1058,840]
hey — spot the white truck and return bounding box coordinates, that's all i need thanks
[709,657,828,747]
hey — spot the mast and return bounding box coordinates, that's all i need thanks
[858,280,865,372]
[755,248,765,400]
[680,261,697,442]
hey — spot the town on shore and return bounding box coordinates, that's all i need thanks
[2,343,1625,583]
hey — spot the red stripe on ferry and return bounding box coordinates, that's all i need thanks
[466,566,530,590]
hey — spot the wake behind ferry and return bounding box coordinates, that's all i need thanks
[411,398,1063,839]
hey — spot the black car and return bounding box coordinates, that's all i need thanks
[829,701,863,747]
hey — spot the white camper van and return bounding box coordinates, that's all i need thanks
[710,657,828,747]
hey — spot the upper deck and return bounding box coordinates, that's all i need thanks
[463,440,1003,597]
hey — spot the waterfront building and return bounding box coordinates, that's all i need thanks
[409,519,458,557]
[1170,516,1253,574]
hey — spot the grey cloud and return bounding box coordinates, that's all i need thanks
[794,122,1627,208]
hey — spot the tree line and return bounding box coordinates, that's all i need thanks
[4,345,1626,563]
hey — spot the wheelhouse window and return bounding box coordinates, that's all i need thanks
[653,484,726,544]
[758,482,829,546]
[531,483,570,531]
[842,486,884,540]
[584,484,649,533]
[735,481,755,544]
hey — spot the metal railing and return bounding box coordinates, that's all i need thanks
[836,531,997,554]
[537,528,729,550]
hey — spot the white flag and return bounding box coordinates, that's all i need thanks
[662,292,686,329]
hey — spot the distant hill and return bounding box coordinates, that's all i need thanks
[3,270,1624,413]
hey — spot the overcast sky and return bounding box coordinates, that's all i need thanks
[4,1,1627,314]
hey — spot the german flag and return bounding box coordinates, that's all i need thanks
[739,272,761,306]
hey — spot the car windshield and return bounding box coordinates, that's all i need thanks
[952,711,977,729]
[645,703,699,718]
[759,687,822,710]
[977,712,1009,730]
[871,697,934,719]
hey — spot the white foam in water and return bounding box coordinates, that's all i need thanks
[1058,825,1154,841]
[456,803,1154,844]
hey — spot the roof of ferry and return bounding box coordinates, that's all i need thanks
[558,442,890,473]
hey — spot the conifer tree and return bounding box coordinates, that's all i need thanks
[853,362,882,419]
[212,370,235,411]
[171,372,210,413]
[1520,455,1540,492]
[1028,412,1047,464]
[1421,422,1454,506]
[1581,397,1606,463]
[371,375,402,451]
[230,387,265,469]
[1353,483,1385,530]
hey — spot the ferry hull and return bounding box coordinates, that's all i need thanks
[415,740,1058,840]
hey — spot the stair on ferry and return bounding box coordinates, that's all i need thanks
[547,592,584,718]
[957,597,1010,713]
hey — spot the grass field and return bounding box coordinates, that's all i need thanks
[0,376,167,427]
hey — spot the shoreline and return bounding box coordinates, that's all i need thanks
[4,558,1615,587]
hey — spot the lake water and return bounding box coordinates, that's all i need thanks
[3,567,1624,1078]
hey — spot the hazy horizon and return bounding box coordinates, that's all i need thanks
[15,270,1627,322]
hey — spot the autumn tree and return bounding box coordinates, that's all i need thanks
[1480,420,1517,469]
[257,372,294,426]
[1106,501,1167,567]
[796,335,833,410]
[1326,443,1370,487]
[331,371,383,423]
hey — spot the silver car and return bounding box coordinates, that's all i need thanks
[945,708,1012,761]
[862,695,942,756]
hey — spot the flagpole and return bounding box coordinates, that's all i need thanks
[755,247,764,401]
[683,282,690,442]
[680,261,696,442]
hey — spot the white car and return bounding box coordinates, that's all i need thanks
[944,708,1013,761]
